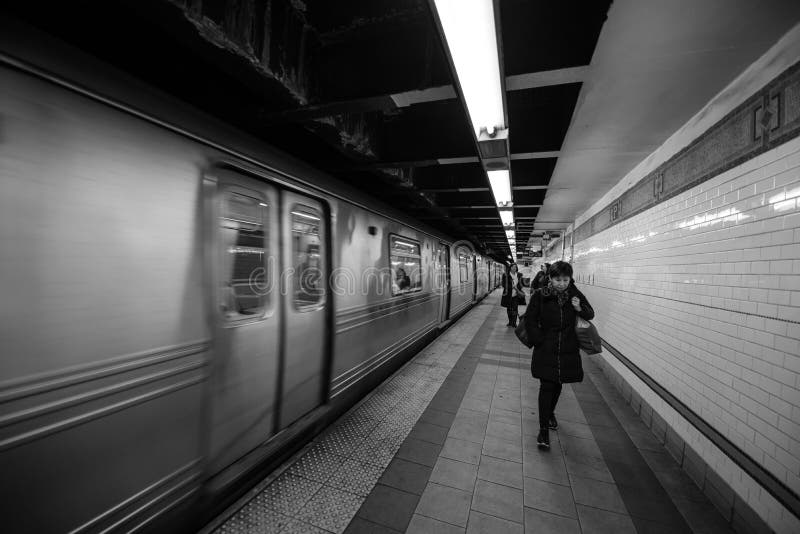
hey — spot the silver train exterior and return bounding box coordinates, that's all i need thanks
[0,20,504,533]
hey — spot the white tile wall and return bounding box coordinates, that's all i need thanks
[571,135,800,533]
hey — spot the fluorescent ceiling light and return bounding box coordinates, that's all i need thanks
[433,0,504,137]
[487,170,512,207]
[499,209,514,226]
[505,230,515,239]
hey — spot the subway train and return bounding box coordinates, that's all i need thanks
[0,19,504,534]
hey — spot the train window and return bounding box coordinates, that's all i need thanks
[219,191,268,321]
[458,252,469,283]
[291,206,324,310]
[390,235,422,296]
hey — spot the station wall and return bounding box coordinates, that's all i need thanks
[565,23,800,534]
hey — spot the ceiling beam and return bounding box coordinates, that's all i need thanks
[505,66,588,91]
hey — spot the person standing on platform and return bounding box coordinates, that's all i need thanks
[501,263,525,327]
[523,261,594,448]
[531,263,549,291]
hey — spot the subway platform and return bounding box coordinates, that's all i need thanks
[202,292,733,534]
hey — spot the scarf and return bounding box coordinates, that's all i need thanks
[548,281,569,308]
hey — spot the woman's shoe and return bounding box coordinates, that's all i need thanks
[548,414,558,430]
[536,428,550,449]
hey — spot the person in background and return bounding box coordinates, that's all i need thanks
[501,263,524,327]
[395,268,411,290]
[523,260,594,449]
[532,263,549,290]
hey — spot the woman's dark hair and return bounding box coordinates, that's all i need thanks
[506,262,518,274]
[548,260,573,279]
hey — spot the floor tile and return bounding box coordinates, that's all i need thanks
[560,435,604,459]
[466,510,523,534]
[326,458,386,497]
[460,396,492,413]
[556,420,595,440]
[630,516,692,534]
[405,514,465,534]
[280,518,332,534]
[441,437,483,465]
[564,453,614,483]
[357,485,419,532]
[420,407,457,429]
[523,507,581,534]
[617,484,690,526]
[571,476,628,515]
[575,504,637,534]
[477,455,524,489]
[296,486,363,533]
[343,517,401,534]
[653,468,708,503]
[482,435,523,463]
[396,438,442,467]
[488,408,521,426]
[522,451,570,485]
[486,420,523,442]
[430,457,478,492]
[672,498,735,533]
[471,479,524,523]
[378,458,433,495]
[410,421,450,445]
[522,476,577,519]
[415,483,472,528]
[448,420,488,444]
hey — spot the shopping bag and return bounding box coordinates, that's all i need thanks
[515,315,533,348]
[575,317,602,354]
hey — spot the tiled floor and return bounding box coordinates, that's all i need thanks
[204,292,734,534]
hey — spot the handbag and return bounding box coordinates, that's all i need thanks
[575,317,602,354]
[515,315,533,348]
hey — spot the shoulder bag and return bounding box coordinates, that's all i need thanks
[575,317,602,354]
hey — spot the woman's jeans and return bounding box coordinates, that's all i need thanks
[538,379,562,428]
[506,303,518,325]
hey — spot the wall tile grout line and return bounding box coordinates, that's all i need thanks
[588,283,800,325]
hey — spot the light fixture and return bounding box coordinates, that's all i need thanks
[487,170,512,207]
[499,209,514,227]
[432,0,505,138]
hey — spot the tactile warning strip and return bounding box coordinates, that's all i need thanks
[209,298,498,534]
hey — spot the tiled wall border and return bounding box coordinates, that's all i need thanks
[597,338,798,531]
[572,59,800,246]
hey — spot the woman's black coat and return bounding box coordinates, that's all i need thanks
[524,282,594,383]
[501,272,523,308]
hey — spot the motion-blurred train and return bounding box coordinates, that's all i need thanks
[0,19,503,533]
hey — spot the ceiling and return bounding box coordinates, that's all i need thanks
[4,1,799,261]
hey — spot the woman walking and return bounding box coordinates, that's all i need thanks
[523,261,594,448]
[501,263,524,327]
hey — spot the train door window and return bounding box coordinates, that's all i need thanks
[291,205,324,310]
[390,235,422,295]
[458,250,469,283]
[219,191,269,321]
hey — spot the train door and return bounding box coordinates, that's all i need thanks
[279,192,328,428]
[472,256,478,301]
[205,171,281,474]
[437,243,451,323]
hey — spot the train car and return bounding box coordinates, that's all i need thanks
[0,19,498,533]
